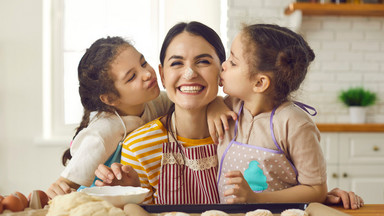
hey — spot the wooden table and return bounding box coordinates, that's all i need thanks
[330,204,384,216]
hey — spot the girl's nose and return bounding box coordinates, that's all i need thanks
[221,61,227,71]
[142,70,152,81]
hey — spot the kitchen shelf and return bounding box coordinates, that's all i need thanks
[316,123,384,132]
[285,2,384,16]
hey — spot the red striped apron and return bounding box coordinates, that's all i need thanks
[156,141,220,204]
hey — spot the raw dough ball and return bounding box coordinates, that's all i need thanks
[201,210,229,216]
[46,192,125,216]
[245,209,273,216]
[281,209,308,216]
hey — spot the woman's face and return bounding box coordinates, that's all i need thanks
[159,32,221,110]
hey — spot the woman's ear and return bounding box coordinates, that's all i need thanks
[158,64,166,89]
[99,93,118,107]
[253,74,271,93]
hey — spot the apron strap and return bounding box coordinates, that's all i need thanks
[293,101,317,116]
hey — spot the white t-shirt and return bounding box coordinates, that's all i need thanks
[61,91,172,186]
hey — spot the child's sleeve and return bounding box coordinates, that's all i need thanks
[286,120,327,186]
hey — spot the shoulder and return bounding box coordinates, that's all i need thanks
[276,102,317,127]
[223,95,242,112]
[123,118,168,149]
[149,91,172,106]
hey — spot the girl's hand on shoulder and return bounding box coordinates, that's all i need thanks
[95,163,140,187]
[207,97,237,144]
[223,170,256,204]
[325,187,364,209]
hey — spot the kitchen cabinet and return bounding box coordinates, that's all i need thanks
[285,2,384,16]
[320,132,384,204]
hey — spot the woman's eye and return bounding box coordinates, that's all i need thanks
[230,61,236,66]
[170,61,182,67]
[141,61,147,67]
[127,74,136,82]
[197,59,210,64]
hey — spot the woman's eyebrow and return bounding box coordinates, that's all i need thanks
[194,54,213,60]
[168,55,183,61]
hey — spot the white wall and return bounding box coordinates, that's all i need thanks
[0,0,222,196]
[0,0,66,195]
[226,0,384,123]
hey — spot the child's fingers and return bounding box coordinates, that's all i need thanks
[224,170,243,178]
[58,181,72,194]
[95,164,114,183]
[111,163,123,180]
[214,119,225,142]
[220,115,229,131]
[94,179,110,186]
[324,194,341,204]
[228,111,238,121]
[208,119,219,144]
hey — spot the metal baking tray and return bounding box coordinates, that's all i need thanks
[140,203,308,214]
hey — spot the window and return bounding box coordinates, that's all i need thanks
[49,0,160,138]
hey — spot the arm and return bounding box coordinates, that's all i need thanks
[46,177,79,199]
[325,187,364,209]
[223,170,327,204]
[207,96,237,144]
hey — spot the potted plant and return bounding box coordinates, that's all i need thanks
[338,87,377,123]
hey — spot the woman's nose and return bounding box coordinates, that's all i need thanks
[183,67,197,80]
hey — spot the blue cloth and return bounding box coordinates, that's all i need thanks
[78,143,122,191]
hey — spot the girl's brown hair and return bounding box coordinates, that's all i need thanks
[62,36,132,166]
[242,24,315,107]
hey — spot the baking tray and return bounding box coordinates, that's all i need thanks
[140,203,308,214]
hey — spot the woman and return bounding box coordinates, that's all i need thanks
[95,21,225,204]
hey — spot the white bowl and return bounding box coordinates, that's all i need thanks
[80,186,149,208]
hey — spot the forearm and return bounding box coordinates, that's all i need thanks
[250,183,328,203]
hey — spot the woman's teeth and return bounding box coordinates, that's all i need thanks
[179,85,203,93]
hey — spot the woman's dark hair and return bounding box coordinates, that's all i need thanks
[242,24,315,107]
[62,36,132,166]
[159,21,226,143]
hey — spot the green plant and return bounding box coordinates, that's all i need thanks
[339,87,377,107]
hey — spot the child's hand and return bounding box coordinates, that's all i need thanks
[47,177,78,199]
[94,163,140,187]
[223,170,255,204]
[207,97,237,144]
[325,187,364,209]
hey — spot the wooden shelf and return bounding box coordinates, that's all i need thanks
[316,123,384,132]
[285,2,384,16]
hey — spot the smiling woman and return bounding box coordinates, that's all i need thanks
[94,21,226,204]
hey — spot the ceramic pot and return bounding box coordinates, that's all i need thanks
[349,106,366,123]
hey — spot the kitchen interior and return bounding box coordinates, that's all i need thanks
[0,0,383,212]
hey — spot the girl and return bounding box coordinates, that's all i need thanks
[94,21,225,204]
[214,23,354,205]
[46,36,173,199]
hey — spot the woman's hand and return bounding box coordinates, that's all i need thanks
[223,170,256,204]
[325,187,364,209]
[207,97,237,144]
[94,163,140,187]
[46,177,78,199]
